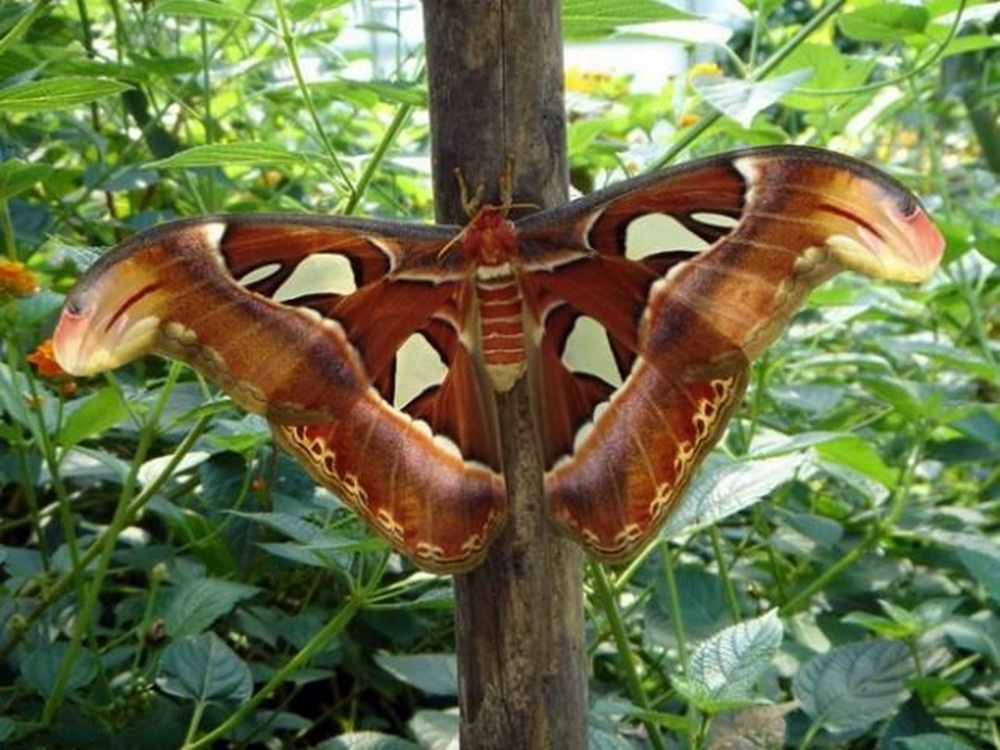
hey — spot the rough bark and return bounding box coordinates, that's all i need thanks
[421,2,587,748]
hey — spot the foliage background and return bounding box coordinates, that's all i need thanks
[0,0,997,748]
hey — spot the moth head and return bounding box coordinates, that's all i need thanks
[786,158,946,284]
[53,238,175,377]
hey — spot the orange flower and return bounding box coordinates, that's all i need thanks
[679,112,700,128]
[27,339,68,379]
[0,259,39,298]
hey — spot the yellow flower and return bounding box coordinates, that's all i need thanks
[679,113,700,128]
[687,62,723,83]
[0,259,39,298]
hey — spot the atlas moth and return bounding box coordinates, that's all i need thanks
[53,146,945,573]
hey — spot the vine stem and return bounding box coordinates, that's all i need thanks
[591,564,668,750]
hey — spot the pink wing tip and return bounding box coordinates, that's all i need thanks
[901,203,946,277]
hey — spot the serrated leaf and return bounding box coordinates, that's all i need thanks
[793,640,913,733]
[58,385,131,446]
[837,4,929,42]
[375,652,458,697]
[148,142,314,169]
[678,610,783,711]
[662,452,807,537]
[157,633,252,703]
[162,577,259,637]
[0,77,132,112]
[317,731,420,750]
[691,69,812,128]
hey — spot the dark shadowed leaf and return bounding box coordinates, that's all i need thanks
[794,640,913,733]
[157,633,252,703]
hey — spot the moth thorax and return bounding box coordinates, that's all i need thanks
[462,206,518,265]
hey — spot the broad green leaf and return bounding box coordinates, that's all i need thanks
[794,640,913,733]
[375,652,458,697]
[675,610,783,712]
[148,142,315,169]
[814,435,896,488]
[0,159,53,200]
[162,577,259,637]
[157,633,253,703]
[58,386,131,447]
[838,4,930,42]
[0,718,13,742]
[562,0,699,39]
[691,69,812,128]
[20,642,99,697]
[0,77,132,112]
[662,452,808,537]
[773,43,878,112]
[317,732,420,750]
[645,566,732,649]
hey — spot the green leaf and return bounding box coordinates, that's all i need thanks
[409,710,459,750]
[0,159,53,200]
[162,577,259,637]
[587,726,635,750]
[317,732,420,750]
[562,0,699,40]
[838,4,930,42]
[898,735,975,750]
[675,610,783,712]
[814,435,897,488]
[933,533,1000,602]
[0,77,132,112]
[691,69,812,128]
[148,142,316,169]
[375,652,458,697]
[58,386,131,447]
[150,0,258,22]
[645,567,732,649]
[20,642,99,698]
[794,640,913,733]
[157,633,253,703]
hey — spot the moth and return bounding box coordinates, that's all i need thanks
[53,146,944,573]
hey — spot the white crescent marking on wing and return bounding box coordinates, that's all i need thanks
[625,212,711,260]
[237,262,282,287]
[562,315,622,388]
[690,211,740,229]
[273,253,357,301]
[394,333,448,408]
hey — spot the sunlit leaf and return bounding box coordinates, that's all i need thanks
[0,77,131,112]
